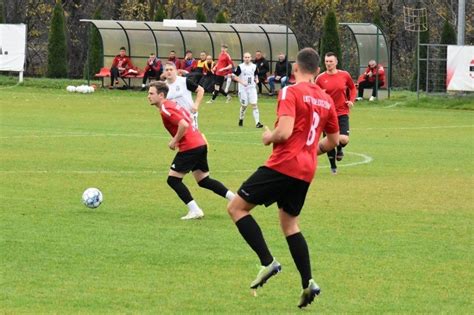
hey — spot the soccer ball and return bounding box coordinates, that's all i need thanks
[82,188,103,209]
[66,85,76,92]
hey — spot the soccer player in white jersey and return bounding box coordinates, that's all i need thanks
[233,52,263,128]
[163,62,205,129]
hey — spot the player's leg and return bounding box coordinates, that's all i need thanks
[167,150,204,220]
[110,67,119,87]
[192,146,235,200]
[357,80,370,100]
[224,74,232,93]
[249,88,262,128]
[278,181,320,308]
[229,167,287,289]
[336,115,350,162]
[238,90,248,126]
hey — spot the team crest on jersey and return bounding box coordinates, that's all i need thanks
[175,86,180,91]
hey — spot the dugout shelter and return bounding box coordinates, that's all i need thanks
[340,22,391,98]
[80,19,299,88]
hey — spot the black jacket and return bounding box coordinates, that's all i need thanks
[254,57,270,78]
[274,57,292,77]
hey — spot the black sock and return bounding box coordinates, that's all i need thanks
[327,149,337,169]
[286,232,312,288]
[167,176,193,204]
[198,176,228,198]
[235,215,273,266]
[212,90,218,100]
[220,89,228,97]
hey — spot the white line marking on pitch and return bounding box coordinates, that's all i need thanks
[0,152,373,175]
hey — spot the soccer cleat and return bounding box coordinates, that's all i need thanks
[330,168,337,175]
[369,96,376,101]
[255,122,263,128]
[238,119,243,127]
[298,279,321,308]
[336,148,344,161]
[206,99,214,104]
[226,95,232,103]
[355,97,363,101]
[250,258,281,289]
[180,209,204,220]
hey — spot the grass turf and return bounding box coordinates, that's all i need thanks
[1,81,473,313]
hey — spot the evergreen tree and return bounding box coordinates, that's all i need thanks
[440,20,456,44]
[410,28,430,91]
[196,5,207,23]
[319,9,342,71]
[215,11,227,23]
[154,4,166,22]
[87,7,103,78]
[47,1,68,78]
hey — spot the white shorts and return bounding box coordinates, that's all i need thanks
[238,86,258,106]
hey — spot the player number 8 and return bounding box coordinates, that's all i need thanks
[306,112,320,146]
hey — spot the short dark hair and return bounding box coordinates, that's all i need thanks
[296,48,320,74]
[149,81,169,96]
[325,52,338,59]
[119,46,126,51]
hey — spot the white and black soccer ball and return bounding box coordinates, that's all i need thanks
[82,187,103,209]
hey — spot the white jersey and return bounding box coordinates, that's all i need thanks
[166,76,194,112]
[235,62,257,92]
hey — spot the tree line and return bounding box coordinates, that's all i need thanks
[1,0,472,88]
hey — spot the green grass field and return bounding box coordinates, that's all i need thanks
[1,80,473,313]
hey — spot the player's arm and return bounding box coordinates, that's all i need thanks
[169,119,189,150]
[186,79,203,112]
[262,115,294,146]
[346,74,357,106]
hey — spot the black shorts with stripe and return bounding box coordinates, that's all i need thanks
[171,145,209,173]
[237,166,310,216]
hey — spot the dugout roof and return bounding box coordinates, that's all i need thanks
[80,20,299,73]
[340,23,390,79]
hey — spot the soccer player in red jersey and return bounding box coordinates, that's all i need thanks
[207,44,233,103]
[147,81,235,220]
[315,52,357,174]
[227,48,339,308]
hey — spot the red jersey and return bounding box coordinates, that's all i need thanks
[265,82,339,183]
[111,55,134,75]
[315,70,356,116]
[358,65,385,85]
[160,100,206,152]
[214,51,233,76]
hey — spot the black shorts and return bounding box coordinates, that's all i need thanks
[237,166,310,216]
[338,115,350,136]
[170,145,209,173]
[214,75,225,86]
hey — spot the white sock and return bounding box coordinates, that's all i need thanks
[224,77,232,93]
[193,112,199,129]
[226,190,236,201]
[240,105,247,120]
[186,200,201,212]
[252,107,260,124]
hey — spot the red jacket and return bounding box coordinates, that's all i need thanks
[179,58,198,73]
[144,57,162,73]
[111,55,135,75]
[358,65,385,86]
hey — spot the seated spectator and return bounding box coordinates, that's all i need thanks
[180,50,198,73]
[110,47,136,89]
[141,53,163,91]
[253,50,270,94]
[188,51,207,85]
[356,60,385,101]
[267,52,292,96]
[167,50,181,68]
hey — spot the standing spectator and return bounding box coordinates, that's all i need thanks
[207,44,233,104]
[147,81,235,220]
[109,47,136,89]
[315,52,357,174]
[227,48,339,309]
[141,53,162,91]
[267,53,292,96]
[233,52,263,128]
[254,50,270,94]
[163,62,205,129]
[356,60,385,101]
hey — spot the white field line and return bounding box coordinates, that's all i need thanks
[0,152,373,175]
